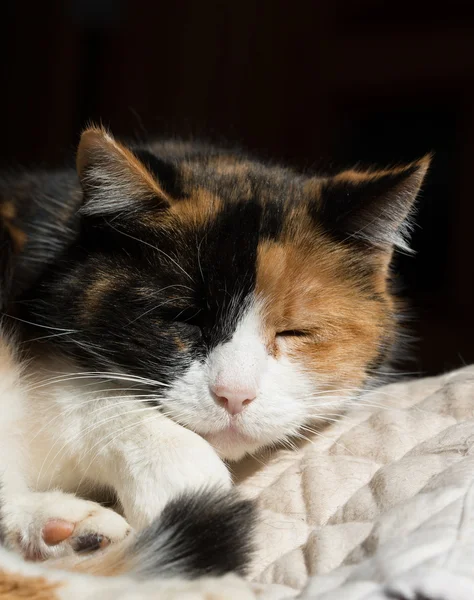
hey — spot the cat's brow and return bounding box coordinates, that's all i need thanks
[107,221,195,283]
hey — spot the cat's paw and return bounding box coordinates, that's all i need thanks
[1,490,131,561]
[117,425,233,529]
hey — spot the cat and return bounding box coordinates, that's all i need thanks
[0,126,429,578]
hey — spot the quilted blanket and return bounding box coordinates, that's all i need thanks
[2,365,474,599]
[239,364,474,599]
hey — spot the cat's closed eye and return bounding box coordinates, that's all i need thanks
[276,330,310,338]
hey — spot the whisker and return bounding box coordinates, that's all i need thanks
[126,294,194,326]
[28,372,170,391]
[107,222,195,283]
[295,427,355,455]
[29,390,159,443]
[196,234,206,285]
[2,313,77,333]
[22,330,79,344]
[39,404,161,489]
[74,410,160,493]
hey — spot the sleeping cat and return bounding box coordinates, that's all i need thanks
[0,127,429,578]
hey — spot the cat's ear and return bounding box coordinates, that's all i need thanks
[313,156,431,252]
[77,126,170,217]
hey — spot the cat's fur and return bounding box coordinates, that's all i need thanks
[0,127,429,577]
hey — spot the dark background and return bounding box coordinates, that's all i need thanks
[2,0,474,375]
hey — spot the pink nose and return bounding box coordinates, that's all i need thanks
[211,384,257,415]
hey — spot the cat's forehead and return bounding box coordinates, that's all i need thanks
[76,130,428,318]
[158,163,315,250]
[178,157,308,203]
[128,161,351,298]
[134,181,358,312]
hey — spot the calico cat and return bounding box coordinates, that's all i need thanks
[0,127,429,577]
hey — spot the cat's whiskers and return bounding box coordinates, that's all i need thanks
[293,425,355,455]
[21,330,81,344]
[299,387,362,399]
[343,398,433,415]
[75,405,199,491]
[78,396,162,419]
[160,411,195,430]
[305,387,418,405]
[244,452,267,468]
[29,390,160,443]
[1,313,77,333]
[38,396,195,491]
[301,385,418,403]
[307,415,344,424]
[126,294,195,326]
[107,222,195,283]
[38,402,159,489]
[196,234,206,284]
[280,437,300,453]
[27,371,170,391]
[304,397,405,411]
[74,410,162,494]
[172,305,198,323]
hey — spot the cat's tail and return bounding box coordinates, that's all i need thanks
[50,488,256,579]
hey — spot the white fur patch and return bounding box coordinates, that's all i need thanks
[209,306,267,400]
[0,332,231,552]
[161,301,317,461]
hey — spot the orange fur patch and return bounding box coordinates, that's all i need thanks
[82,275,118,318]
[255,235,393,390]
[0,202,27,253]
[167,187,223,227]
[0,570,61,599]
[332,155,431,185]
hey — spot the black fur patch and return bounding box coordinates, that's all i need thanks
[72,532,108,553]
[316,167,418,247]
[0,220,14,312]
[133,149,185,198]
[131,488,257,579]
[0,168,82,302]
[366,334,392,376]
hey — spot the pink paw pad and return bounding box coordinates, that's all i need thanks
[42,519,75,545]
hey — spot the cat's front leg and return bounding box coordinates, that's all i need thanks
[96,410,232,529]
[0,400,131,561]
[0,337,131,560]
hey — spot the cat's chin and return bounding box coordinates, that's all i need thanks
[204,428,263,462]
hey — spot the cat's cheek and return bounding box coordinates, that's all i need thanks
[160,360,223,428]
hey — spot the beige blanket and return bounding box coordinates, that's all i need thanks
[238,364,474,599]
[3,366,474,599]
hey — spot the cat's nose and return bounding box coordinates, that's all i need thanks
[211,385,257,415]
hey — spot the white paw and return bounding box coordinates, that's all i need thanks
[175,434,233,494]
[1,491,131,560]
[120,427,233,529]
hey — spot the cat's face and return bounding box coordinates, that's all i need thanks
[29,129,429,461]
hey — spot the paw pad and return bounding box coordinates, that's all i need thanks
[42,520,74,545]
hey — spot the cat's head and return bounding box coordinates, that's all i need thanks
[27,128,430,460]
